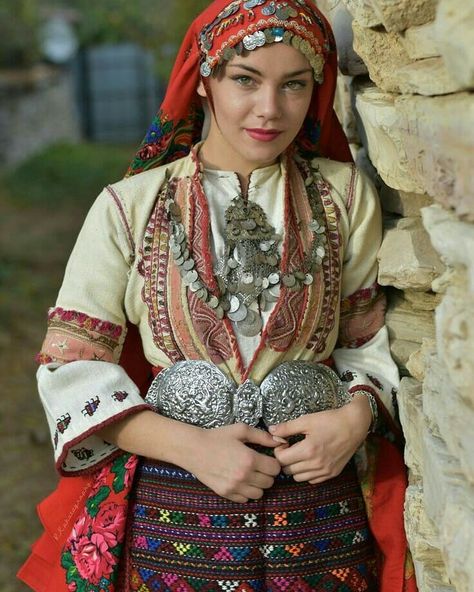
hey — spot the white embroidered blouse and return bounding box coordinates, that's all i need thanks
[37,152,400,474]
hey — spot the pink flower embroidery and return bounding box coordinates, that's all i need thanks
[89,466,110,497]
[94,502,126,548]
[124,455,138,489]
[72,532,116,585]
[69,513,93,543]
[67,583,77,592]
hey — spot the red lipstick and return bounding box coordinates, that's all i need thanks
[245,128,282,142]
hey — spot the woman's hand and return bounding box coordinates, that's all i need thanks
[99,412,282,503]
[269,394,372,484]
[186,423,283,503]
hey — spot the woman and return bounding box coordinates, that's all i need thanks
[19,1,417,591]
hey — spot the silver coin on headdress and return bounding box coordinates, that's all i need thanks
[200,61,212,77]
[244,0,266,9]
[262,2,277,15]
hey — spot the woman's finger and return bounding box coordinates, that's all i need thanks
[248,471,275,490]
[238,484,265,501]
[268,415,307,439]
[274,438,309,466]
[281,459,323,476]
[238,425,283,448]
[254,452,281,477]
[293,470,332,483]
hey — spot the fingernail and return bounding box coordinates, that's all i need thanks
[268,425,276,433]
[272,436,287,444]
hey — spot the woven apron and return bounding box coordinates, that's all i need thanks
[125,454,377,592]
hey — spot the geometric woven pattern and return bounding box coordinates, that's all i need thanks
[127,458,378,591]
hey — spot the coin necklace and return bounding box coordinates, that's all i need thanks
[165,169,328,337]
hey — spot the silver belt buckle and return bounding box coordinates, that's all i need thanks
[145,360,351,428]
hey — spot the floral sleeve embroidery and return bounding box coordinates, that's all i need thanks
[37,307,125,365]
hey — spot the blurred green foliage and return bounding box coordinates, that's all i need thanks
[1,0,210,74]
[3,142,134,206]
[0,0,41,68]
[62,0,210,77]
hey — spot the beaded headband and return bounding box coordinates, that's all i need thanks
[127,0,351,175]
[198,0,331,83]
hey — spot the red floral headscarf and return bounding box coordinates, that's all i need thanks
[127,0,351,176]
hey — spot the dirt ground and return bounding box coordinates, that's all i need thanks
[0,194,93,591]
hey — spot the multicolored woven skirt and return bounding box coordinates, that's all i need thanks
[125,457,377,591]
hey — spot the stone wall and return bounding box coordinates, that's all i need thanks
[0,65,80,169]
[317,1,474,590]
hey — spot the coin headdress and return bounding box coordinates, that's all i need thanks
[127,0,351,175]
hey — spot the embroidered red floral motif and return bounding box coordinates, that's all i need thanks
[68,514,116,585]
[61,454,139,592]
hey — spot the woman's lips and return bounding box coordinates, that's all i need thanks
[245,128,282,142]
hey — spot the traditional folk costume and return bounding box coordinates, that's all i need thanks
[18,1,417,591]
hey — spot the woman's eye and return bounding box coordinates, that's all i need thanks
[284,80,307,90]
[232,75,254,86]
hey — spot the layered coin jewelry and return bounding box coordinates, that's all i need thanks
[165,168,328,337]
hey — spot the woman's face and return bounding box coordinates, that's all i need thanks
[197,42,314,176]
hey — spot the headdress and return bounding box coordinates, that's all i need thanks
[127,0,351,176]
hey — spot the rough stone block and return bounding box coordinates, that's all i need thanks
[441,497,474,592]
[431,268,458,296]
[404,484,446,565]
[378,217,445,290]
[353,23,463,94]
[396,57,463,96]
[397,95,474,220]
[436,289,474,401]
[424,352,474,485]
[352,22,412,93]
[423,427,474,591]
[422,206,474,291]
[422,429,464,526]
[385,295,436,344]
[369,0,439,32]
[355,86,474,219]
[400,21,440,59]
[389,338,419,371]
[415,561,457,592]
[354,84,423,192]
[435,0,474,89]
[398,377,424,475]
[406,338,436,381]
[403,291,441,311]
[343,0,382,28]
[379,185,433,217]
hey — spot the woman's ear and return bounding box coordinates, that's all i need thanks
[197,79,207,98]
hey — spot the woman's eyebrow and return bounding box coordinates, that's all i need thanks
[227,64,313,77]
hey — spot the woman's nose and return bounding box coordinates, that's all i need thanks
[255,86,282,120]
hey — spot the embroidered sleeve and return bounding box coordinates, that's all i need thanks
[37,188,150,474]
[38,361,149,475]
[332,170,399,427]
